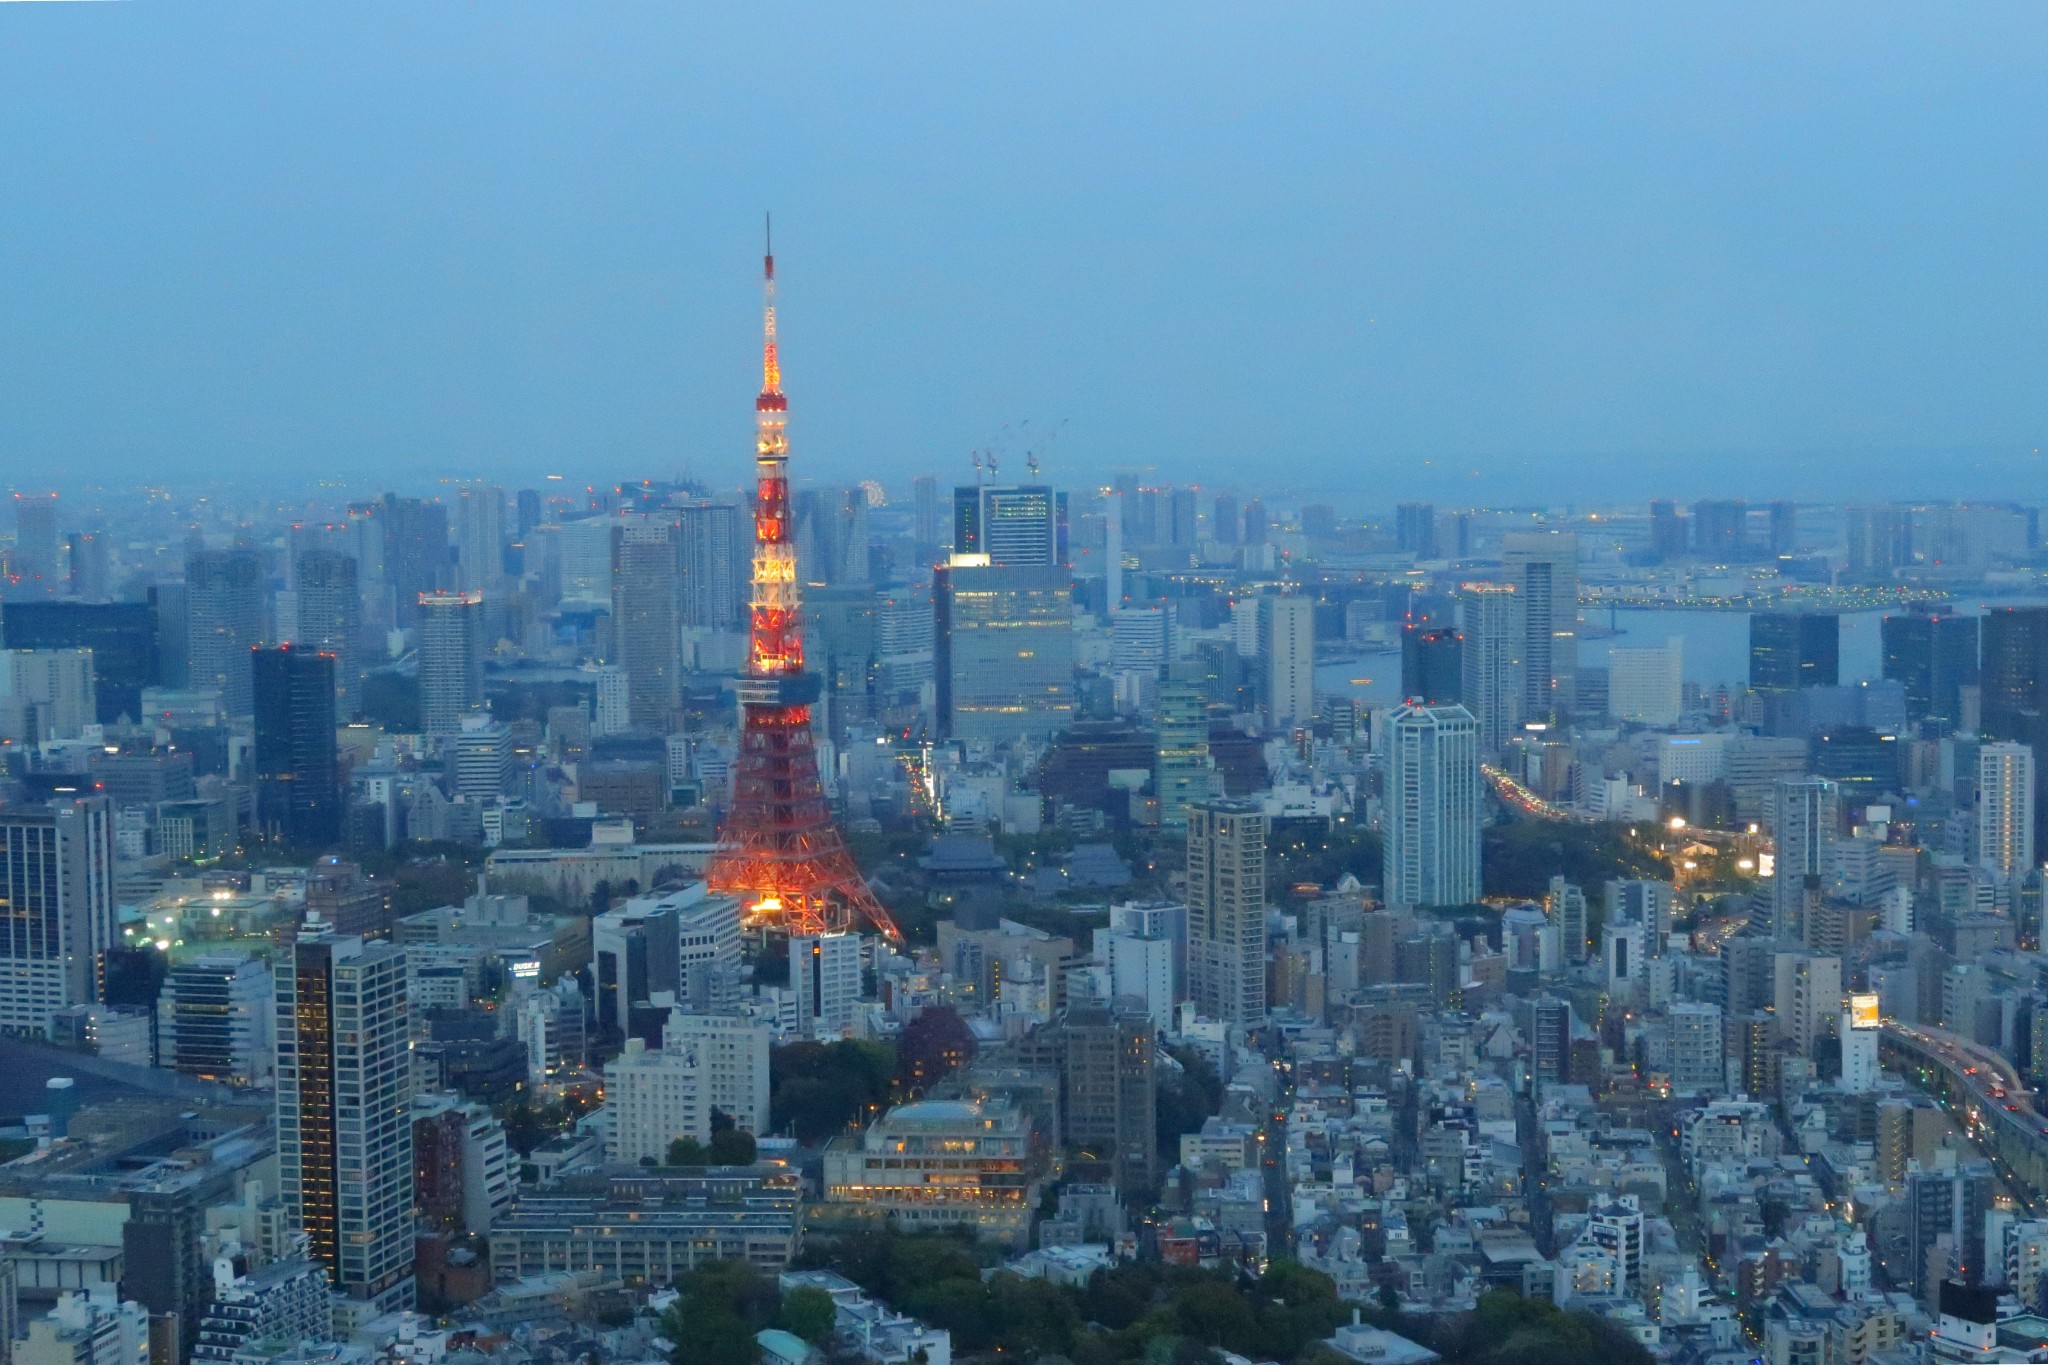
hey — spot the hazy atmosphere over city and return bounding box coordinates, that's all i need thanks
[8,10,2048,1365]
[5,3,2046,498]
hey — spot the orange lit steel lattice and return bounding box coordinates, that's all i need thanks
[706,226,902,943]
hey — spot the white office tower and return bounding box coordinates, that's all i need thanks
[664,1011,772,1135]
[157,955,274,1086]
[791,932,862,1040]
[1665,1002,1723,1096]
[659,885,744,1013]
[1458,582,1522,751]
[1109,607,1170,676]
[1607,638,1683,726]
[1500,530,1578,724]
[1259,593,1315,730]
[452,716,514,800]
[0,649,97,741]
[275,930,413,1310]
[0,797,114,1034]
[1381,703,1482,911]
[603,1035,706,1163]
[1977,742,2035,887]
[1840,995,1881,1093]
[1770,777,1841,945]
[1186,799,1268,1027]
[1102,926,1176,1030]
[586,664,630,737]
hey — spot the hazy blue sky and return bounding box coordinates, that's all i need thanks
[3,3,2044,505]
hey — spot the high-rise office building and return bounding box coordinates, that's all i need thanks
[1382,703,1483,910]
[1400,626,1463,705]
[1014,1006,1158,1194]
[1260,593,1314,730]
[1395,503,1438,560]
[10,493,60,591]
[1881,609,1979,729]
[1691,499,1748,560]
[792,931,862,1040]
[515,488,544,540]
[417,590,485,737]
[0,648,96,741]
[1607,638,1683,725]
[380,495,450,626]
[1241,499,1268,546]
[274,931,413,1310]
[912,476,942,561]
[0,601,158,724]
[1767,501,1799,557]
[0,797,114,1034]
[454,486,506,595]
[1500,531,1577,724]
[934,558,1075,742]
[252,647,341,849]
[1977,742,2035,887]
[1981,607,2048,745]
[185,548,265,715]
[451,716,514,801]
[676,501,748,630]
[1749,611,1840,691]
[1459,581,1522,750]
[1186,798,1267,1027]
[1648,500,1687,562]
[1154,667,1216,831]
[157,954,274,1086]
[1109,607,1170,676]
[610,515,681,729]
[1211,493,1240,547]
[1769,777,1841,945]
[952,484,1062,567]
[293,550,363,716]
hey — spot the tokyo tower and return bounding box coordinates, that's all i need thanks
[706,225,903,943]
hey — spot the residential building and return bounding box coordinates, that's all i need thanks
[1186,799,1267,1028]
[274,931,414,1310]
[1382,703,1482,910]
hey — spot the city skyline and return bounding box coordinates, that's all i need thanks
[4,4,2045,498]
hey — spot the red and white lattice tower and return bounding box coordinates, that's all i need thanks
[706,226,902,942]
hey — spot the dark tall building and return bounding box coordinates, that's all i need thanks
[1241,499,1268,547]
[1400,626,1464,706]
[1882,609,1980,727]
[515,488,544,540]
[0,600,159,723]
[253,647,341,848]
[1211,492,1240,547]
[1648,500,1687,562]
[1395,503,1437,560]
[294,550,363,717]
[1692,499,1748,560]
[1749,611,1840,691]
[186,548,265,715]
[380,495,451,627]
[1768,501,1799,557]
[1982,607,2048,745]
[123,1184,216,1361]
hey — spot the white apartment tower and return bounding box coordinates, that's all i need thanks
[1382,703,1483,910]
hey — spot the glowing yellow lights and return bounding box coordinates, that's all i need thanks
[1668,816,1687,831]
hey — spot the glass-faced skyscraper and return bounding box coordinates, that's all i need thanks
[275,930,413,1310]
[253,646,340,849]
[0,796,114,1034]
[951,484,1063,567]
